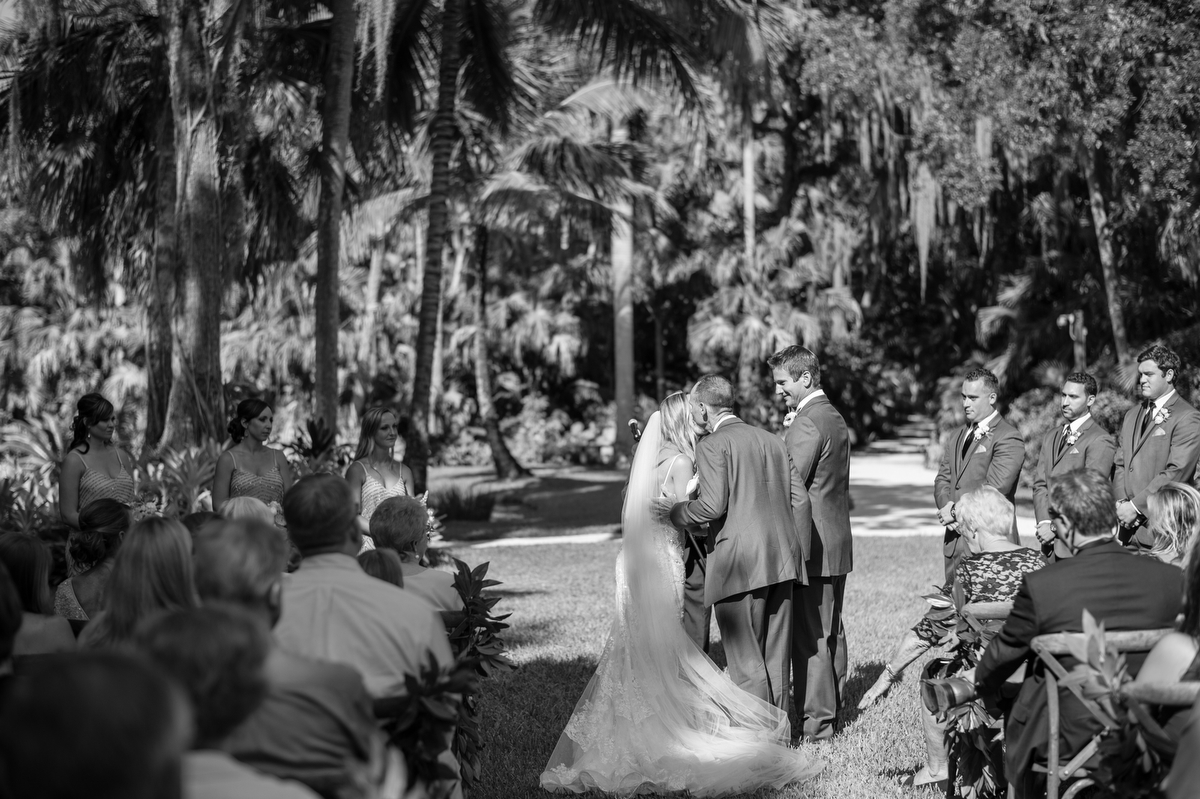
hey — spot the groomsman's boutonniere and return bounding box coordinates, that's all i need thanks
[972,422,993,442]
[1065,429,1081,447]
[1153,406,1171,426]
[783,408,797,428]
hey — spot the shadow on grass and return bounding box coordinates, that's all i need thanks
[838,661,889,730]
[507,618,565,649]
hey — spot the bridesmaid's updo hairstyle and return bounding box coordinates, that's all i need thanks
[68,393,115,455]
[228,398,273,444]
[70,498,132,568]
[352,407,405,462]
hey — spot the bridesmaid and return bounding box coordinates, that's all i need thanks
[59,394,136,530]
[212,399,294,513]
[346,407,415,545]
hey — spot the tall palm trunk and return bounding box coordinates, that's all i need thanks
[408,0,461,493]
[145,108,176,453]
[314,0,357,428]
[1080,143,1131,366]
[161,0,225,446]
[474,225,528,479]
[742,115,756,271]
[358,242,384,370]
[612,192,635,459]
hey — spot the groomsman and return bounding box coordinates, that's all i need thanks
[1031,372,1116,558]
[934,369,1024,582]
[768,345,851,742]
[1114,344,1200,548]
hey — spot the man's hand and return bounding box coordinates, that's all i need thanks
[1034,521,1054,546]
[651,497,677,527]
[937,502,957,527]
[1116,500,1140,527]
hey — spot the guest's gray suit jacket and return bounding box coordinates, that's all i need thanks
[671,417,806,605]
[784,394,853,577]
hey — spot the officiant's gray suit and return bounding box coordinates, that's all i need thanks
[670,416,807,711]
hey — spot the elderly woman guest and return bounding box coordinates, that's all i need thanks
[858,486,1043,787]
[77,517,199,650]
[369,496,461,614]
[1145,482,1200,566]
[59,393,135,530]
[212,399,294,513]
[54,499,132,622]
[0,533,76,656]
[346,408,414,536]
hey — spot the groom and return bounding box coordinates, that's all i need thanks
[664,375,806,711]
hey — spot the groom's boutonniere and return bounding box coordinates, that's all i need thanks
[783,410,797,428]
[1153,406,1170,426]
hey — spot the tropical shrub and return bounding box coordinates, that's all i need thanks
[821,337,920,447]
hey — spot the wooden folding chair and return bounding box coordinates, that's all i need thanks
[943,602,1013,799]
[1031,628,1174,799]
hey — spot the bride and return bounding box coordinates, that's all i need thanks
[540,392,822,796]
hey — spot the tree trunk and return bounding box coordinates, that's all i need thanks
[145,108,176,453]
[358,242,384,370]
[1080,143,1131,366]
[742,115,756,271]
[474,225,528,480]
[654,310,665,402]
[314,0,357,428]
[408,0,461,493]
[160,0,225,446]
[612,190,635,459]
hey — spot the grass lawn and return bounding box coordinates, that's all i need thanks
[444,534,949,799]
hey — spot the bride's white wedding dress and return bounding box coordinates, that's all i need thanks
[540,413,822,796]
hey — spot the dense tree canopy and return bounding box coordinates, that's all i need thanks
[0,0,1196,482]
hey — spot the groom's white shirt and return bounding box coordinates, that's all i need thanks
[795,389,826,413]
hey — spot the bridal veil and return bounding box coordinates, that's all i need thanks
[540,412,822,796]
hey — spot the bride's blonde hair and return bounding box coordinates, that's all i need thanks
[659,392,696,460]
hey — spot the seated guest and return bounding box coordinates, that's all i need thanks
[1136,515,1200,741]
[0,533,75,656]
[0,561,21,686]
[194,518,379,797]
[358,548,406,588]
[0,651,191,799]
[1146,482,1200,566]
[79,517,199,650]
[136,605,318,799]
[273,474,453,698]
[54,498,131,621]
[182,510,221,538]
[369,496,463,614]
[221,496,277,525]
[974,468,1184,798]
[858,486,1043,787]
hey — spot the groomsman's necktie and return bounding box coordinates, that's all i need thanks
[1056,424,1071,457]
[961,425,976,460]
[1139,401,1154,437]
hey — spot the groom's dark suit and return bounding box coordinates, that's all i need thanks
[784,392,852,741]
[671,416,806,711]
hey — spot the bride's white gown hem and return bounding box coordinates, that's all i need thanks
[539,413,822,797]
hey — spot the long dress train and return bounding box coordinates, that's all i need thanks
[540,412,822,796]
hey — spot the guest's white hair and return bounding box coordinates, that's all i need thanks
[955,486,1015,540]
[219,496,274,525]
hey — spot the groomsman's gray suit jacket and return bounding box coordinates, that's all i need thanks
[1031,416,1116,524]
[784,395,853,577]
[671,417,806,605]
[934,416,1025,510]
[1114,392,1200,547]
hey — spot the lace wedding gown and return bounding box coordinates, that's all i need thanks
[540,413,822,796]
